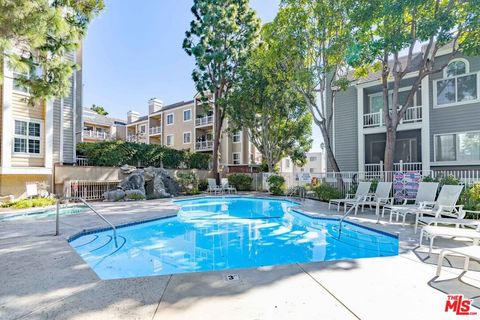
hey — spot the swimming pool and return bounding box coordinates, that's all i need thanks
[69,197,398,280]
[1,206,86,221]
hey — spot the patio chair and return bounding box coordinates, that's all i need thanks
[328,181,371,212]
[419,225,480,255]
[419,208,480,230]
[345,182,393,217]
[207,178,223,195]
[221,178,237,194]
[413,185,464,233]
[385,182,439,224]
[436,246,480,276]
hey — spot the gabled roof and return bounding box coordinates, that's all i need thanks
[83,108,126,126]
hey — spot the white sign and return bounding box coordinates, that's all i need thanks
[26,183,38,198]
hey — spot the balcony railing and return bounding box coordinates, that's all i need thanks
[365,161,423,173]
[195,140,213,151]
[363,106,423,128]
[149,126,162,135]
[195,115,214,127]
[83,130,112,140]
[127,134,146,142]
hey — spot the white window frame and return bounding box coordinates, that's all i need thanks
[183,109,192,122]
[433,130,480,165]
[12,69,31,95]
[166,113,174,125]
[232,131,241,143]
[232,152,241,165]
[139,124,146,134]
[166,134,174,146]
[433,58,479,108]
[183,131,191,144]
[12,118,43,157]
[368,87,418,113]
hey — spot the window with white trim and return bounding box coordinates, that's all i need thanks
[285,159,290,168]
[183,132,191,144]
[14,120,41,154]
[435,131,480,162]
[166,135,174,146]
[233,131,241,143]
[232,152,240,165]
[13,69,30,94]
[183,109,191,122]
[139,125,146,134]
[310,156,317,162]
[166,113,174,125]
[435,59,478,106]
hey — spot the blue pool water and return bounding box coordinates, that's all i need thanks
[69,197,398,280]
[1,206,86,221]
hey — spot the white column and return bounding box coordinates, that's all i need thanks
[357,86,365,172]
[45,100,54,169]
[2,60,13,168]
[421,76,431,172]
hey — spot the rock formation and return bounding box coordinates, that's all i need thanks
[103,166,180,201]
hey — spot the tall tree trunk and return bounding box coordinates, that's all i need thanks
[318,122,340,172]
[384,125,397,172]
[212,102,222,184]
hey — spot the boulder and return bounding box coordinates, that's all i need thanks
[120,171,145,194]
[103,189,126,202]
[120,164,137,174]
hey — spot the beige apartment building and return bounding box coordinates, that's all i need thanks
[125,94,261,169]
[81,108,126,143]
[0,49,82,198]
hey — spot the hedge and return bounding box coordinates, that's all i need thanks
[77,141,210,169]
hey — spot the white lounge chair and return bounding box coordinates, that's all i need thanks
[436,246,480,276]
[385,182,439,224]
[221,178,236,194]
[419,209,480,229]
[413,185,464,233]
[345,182,393,216]
[420,225,480,254]
[328,182,372,212]
[207,178,223,195]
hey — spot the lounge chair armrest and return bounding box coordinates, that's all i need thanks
[345,194,355,199]
[377,197,394,204]
[419,201,436,208]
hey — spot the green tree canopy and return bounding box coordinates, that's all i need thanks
[228,28,312,172]
[0,0,104,103]
[91,104,108,116]
[183,0,261,180]
[346,0,480,171]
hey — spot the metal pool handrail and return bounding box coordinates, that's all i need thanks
[55,197,118,248]
[338,196,366,235]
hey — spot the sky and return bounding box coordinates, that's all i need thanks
[83,0,323,152]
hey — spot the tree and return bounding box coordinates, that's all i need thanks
[347,0,480,171]
[91,104,108,116]
[183,0,261,181]
[228,31,312,172]
[0,0,104,103]
[269,0,353,173]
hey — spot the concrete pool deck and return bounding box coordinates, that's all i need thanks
[1,196,479,319]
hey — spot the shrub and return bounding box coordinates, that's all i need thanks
[462,183,480,212]
[2,197,57,209]
[228,174,253,191]
[267,175,286,195]
[313,183,342,201]
[422,174,460,186]
[125,190,145,201]
[198,179,209,192]
[176,172,200,195]
[186,152,210,170]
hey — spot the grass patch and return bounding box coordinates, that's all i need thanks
[2,197,57,209]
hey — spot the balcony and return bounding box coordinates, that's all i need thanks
[83,130,112,141]
[127,133,146,142]
[363,106,422,128]
[195,140,213,151]
[195,115,214,127]
[364,161,423,173]
[149,126,162,135]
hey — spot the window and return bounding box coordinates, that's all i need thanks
[183,132,191,144]
[233,131,241,143]
[13,69,30,94]
[166,113,174,125]
[183,109,192,122]
[166,135,174,146]
[310,156,317,162]
[435,132,480,162]
[309,168,315,173]
[285,159,290,168]
[14,120,41,155]
[139,125,146,134]
[435,59,478,107]
[233,153,240,165]
[369,94,393,113]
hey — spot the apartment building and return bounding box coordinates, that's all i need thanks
[125,94,261,168]
[279,152,325,175]
[0,49,82,198]
[81,108,126,143]
[328,48,480,173]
